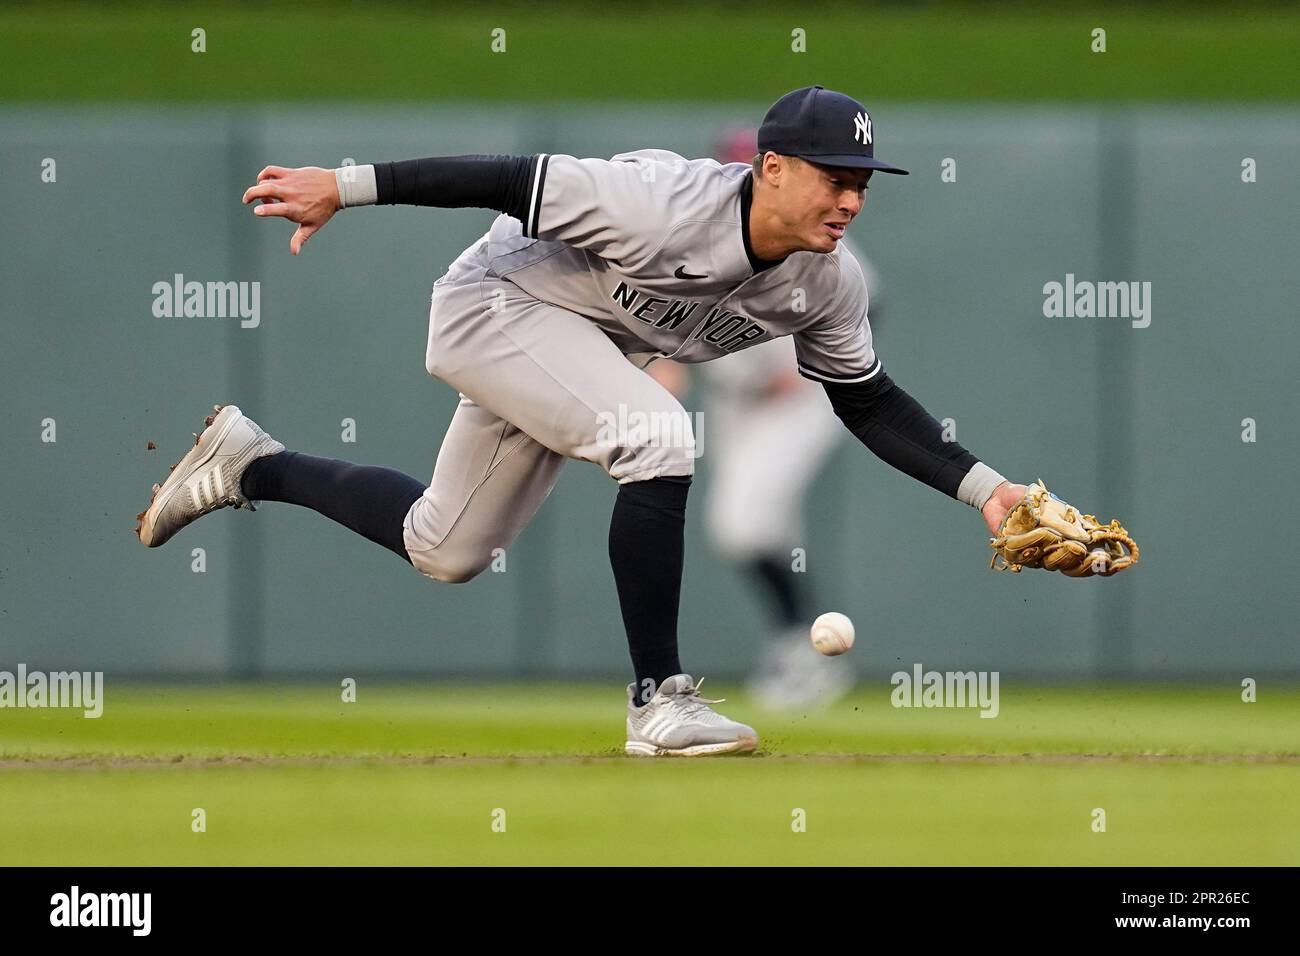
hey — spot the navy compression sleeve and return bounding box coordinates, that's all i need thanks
[823,372,979,500]
[373,154,538,221]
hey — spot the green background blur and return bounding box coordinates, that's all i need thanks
[3,2,1299,102]
[2,2,1298,683]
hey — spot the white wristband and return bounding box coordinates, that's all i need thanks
[334,164,378,208]
[958,461,1007,511]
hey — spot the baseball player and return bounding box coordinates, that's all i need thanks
[136,86,1029,756]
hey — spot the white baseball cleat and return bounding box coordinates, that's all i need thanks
[136,404,284,548]
[625,674,759,756]
[747,626,856,711]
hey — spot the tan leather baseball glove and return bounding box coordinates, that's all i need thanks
[989,480,1138,577]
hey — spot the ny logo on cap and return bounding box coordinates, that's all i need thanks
[853,111,873,146]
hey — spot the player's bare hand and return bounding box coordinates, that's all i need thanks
[647,359,690,399]
[982,480,1029,535]
[763,369,803,400]
[241,165,340,255]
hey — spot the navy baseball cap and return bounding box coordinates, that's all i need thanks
[758,86,909,175]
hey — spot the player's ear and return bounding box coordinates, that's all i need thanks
[759,151,787,186]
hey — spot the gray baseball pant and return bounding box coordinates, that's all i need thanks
[402,268,696,583]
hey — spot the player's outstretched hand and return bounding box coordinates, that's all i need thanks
[241,165,340,255]
[981,480,1029,535]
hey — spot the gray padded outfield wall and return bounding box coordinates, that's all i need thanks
[2,103,1297,680]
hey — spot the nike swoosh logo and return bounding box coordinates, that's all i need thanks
[674,265,708,280]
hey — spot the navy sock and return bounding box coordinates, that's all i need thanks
[746,554,806,629]
[609,475,690,706]
[240,451,426,563]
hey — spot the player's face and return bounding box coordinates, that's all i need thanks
[788,161,872,253]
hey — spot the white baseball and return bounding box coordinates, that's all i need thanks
[810,611,855,656]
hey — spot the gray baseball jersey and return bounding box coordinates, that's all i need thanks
[399,150,879,581]
[467,149,882,384]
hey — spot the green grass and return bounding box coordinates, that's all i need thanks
[1,2,1299,102]
[1,683,1297,865]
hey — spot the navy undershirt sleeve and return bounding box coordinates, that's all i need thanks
[823,372,978,499]
[374,154,538,222]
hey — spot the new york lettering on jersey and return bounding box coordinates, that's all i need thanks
[609,280,767,354]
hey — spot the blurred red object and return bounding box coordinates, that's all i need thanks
[716,127,759,166]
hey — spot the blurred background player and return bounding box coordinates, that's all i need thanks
[649,128,883,711]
